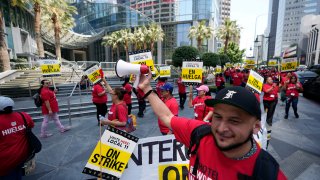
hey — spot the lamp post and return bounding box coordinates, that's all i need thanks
[254,13,268,43]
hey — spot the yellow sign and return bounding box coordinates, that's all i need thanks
[215,65,222,73]
[153,66,160,80]
[83,126,138,179]
[268,59,278,66]
[160,66,171,77]
[84,65,102,84]
[244,65,255,69]
[40,59,61,77]
[158,164,189,180]
[225,63,232,68]
[129,50,156,75]
[246,70,264,93]
[281,58,298,72]
[181,61,203,84]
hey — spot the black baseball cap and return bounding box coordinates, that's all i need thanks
[205,86,261,120]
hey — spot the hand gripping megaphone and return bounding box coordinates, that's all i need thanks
[115,59,149,88]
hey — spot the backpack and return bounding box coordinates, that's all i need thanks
[187,124,279,180]
[116,104,136,133]
[33,93,42,108]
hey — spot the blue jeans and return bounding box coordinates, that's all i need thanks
[285,97,298,116]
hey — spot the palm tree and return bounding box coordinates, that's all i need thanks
[102,32,121,62]
[42,0,77,60]
[188,20,213,52]
[132,26,146,51]
[0,7,10,72]
[146,23,164,55]
[216,18,241,54]
[117,29,134,62]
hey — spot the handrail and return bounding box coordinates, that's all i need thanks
[67,82,81,126]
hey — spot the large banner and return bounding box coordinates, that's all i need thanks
[129,50,156,77]
[181,61,203,85]
[121,135,189,180]
[84,65,102,84]
[159,66,171,78]
[83,126,139,179]
[268,59,278,67]
[246,70,264,94]
[281,58,298,72]
[40,59,61,77]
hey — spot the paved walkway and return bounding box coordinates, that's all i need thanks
[17,95,320,180]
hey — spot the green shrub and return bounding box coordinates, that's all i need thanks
[172,46,200,67]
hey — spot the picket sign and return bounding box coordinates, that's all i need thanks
[84,65,102,84]
[246,70,264,94]
[39,59,61,77]
[181,60,203,85]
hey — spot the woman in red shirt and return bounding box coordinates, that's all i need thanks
[92,78,111,125]
[283,76,303,119]
[39,80,70,138]
[263,77,279,126]
[101,88,127,131]
[215,73,225,92]
[122,77,133,115]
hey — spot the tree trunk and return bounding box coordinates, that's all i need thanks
[144,42,147,50]
[125,42,129,62]
[150,41,154,56]
[116,46,120,60]
[197,38,202,53]
[224,33,229,54]
[34,2,44,58]
[0,9,11,72]
[52,14,61,60]
[111,48,114,62]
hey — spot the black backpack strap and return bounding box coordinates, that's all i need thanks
[18,112,29,130]
[252,149,279,180]
[187,124,212,176]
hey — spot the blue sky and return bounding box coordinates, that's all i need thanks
[230,0,270,56]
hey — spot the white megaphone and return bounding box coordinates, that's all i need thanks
[115,59,149,88]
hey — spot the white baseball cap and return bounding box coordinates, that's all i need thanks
[0,96,14,111]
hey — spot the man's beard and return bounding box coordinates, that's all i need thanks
[214,130,253,152]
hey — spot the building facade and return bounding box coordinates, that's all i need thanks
[306,24,320,66]
[266,0,279,59]
[220,0,231,23]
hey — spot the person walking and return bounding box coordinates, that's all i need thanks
[215,73,225,92]
[133,87,146,118]
[262,77,279,148]
[283,76,303,119]
[122,77,133,115]
[188,85,214,122]
[232,69,243,86]
[0,97,35,179]
[158,83,179,135]
[39,80,70,138]
[177,77,186,110]
[100,88,128,131]
[136,72,286,179]
[92,77,112,125]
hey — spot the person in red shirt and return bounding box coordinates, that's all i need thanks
[0,97,35,179]
[92,77,112,125]
[283,76,303,119]
[177,77,186,109]
[156,77,167,99]
[158,83,179,135]
[122,77,133,115]
[224,68,231,83]
[215,73,225,92]
[232,69,243,86]
[242,69,250,87]
[262,77,279,149]
[188,85,214,122]
[230,67,236,84]
[137,73,287,180]
[39,80,70,138]
[101,87,128,131]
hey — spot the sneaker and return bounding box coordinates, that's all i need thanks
[284,115,288,119]
[295,113,299,118]
[40,133,53,138]
[60,126,71,133]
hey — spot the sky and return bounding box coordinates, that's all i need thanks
[230,0,270,57]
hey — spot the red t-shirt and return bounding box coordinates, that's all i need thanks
[177,78,186,93]
[263,83,279,101]
[170,116,287,180]
[40,87,59,114]
[158,97,179,133]
[232,72,243,86]
[192,96,214,121]
[108,102,128,130]
[156,81,166,99]
[123,83,132,104]
[243,73,249,83]
[0,112,34,176]
[224,70,230,76]
[92,83,107,104]
[215,77,225,87]
[286,83,303,98]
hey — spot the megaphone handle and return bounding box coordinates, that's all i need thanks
[133,75,140,88]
